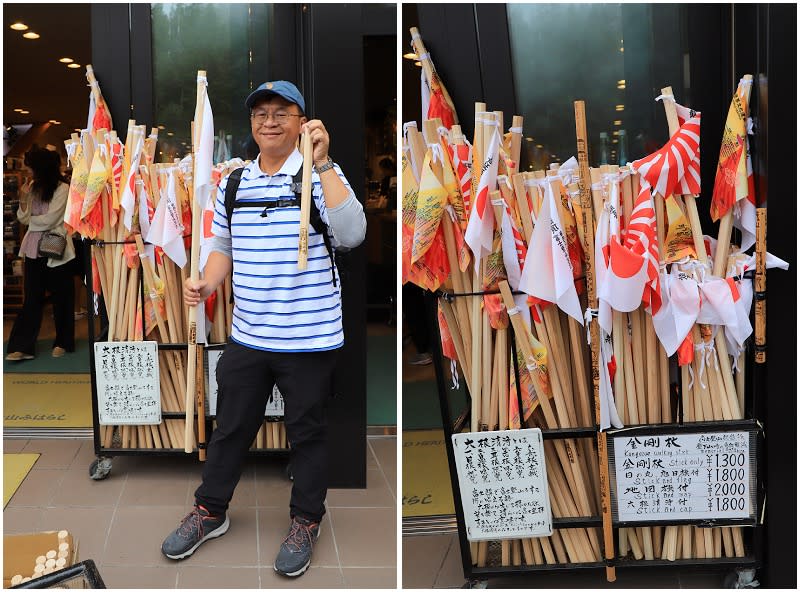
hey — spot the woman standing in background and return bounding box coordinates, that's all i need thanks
[6,146,75,361]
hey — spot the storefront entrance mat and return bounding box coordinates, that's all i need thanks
[3,339,91,374]
[3,453,39,507]
[3,374,93,429]
[402,429,455,518]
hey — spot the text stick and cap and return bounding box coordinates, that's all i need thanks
[245,80,306,113]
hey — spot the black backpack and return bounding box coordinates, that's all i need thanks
[223,167,337,287]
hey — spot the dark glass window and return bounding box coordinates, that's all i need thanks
[507,4,688,170]
[151,4,269,162]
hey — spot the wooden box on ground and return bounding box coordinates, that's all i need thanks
[3,531,78,586]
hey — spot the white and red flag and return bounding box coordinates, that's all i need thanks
[499,197,531,329]
[450,141,472,214]
[652,264,700,356]
[597,175,649,327]
[633,101,701,200]
[624,182,662,314]
[148,167,187,268]
[120,130,145,231]
[519,178,583,324]
[464,122,500,269]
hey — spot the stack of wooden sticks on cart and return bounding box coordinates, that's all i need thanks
[402,35,772,566]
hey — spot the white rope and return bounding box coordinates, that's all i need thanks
[491,198,504,207]
[411,32,421,42]
[509,126,523,134]
[437,125,450,139]
[197,74,207,84]
[746,117,754,135]
[584,308,598,345]
[418,52,430,62]
[450,359,460,390]
[655,93,675,103]
[428,142,445,165]
[507,306,521,316]
[402,121,418,136]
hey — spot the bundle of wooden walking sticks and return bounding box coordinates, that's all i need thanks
[66,66,288,454]
[403,42,768,574]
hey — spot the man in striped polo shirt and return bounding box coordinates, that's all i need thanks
[161,81,366,577]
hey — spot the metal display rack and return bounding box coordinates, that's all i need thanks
[84,240,289,479]
[425,288,764,587]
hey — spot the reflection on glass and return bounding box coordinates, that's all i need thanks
[151,4,269,163]
[507,4,687,169]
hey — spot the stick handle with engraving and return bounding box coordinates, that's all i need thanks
[297,132,313,269]
[574,100,616,582]
[754,208,766,363]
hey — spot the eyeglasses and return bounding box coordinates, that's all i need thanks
[250,110,303,125]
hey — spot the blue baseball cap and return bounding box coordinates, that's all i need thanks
[245,80,306,113]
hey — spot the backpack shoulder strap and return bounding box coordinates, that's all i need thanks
[224,167,246,230]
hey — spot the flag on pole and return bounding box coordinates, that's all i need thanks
[663,194,697,262]
[519,178,583,324]
[120,130,144,230]
[411,31,457,129]
[148,167,187,268]
[710,77,751,222]
[464,123,500,269]
[624,182,662,314]
[633,102,701,200]
[411,148,448,264]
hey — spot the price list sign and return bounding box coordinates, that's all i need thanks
[94,341,161,425]
[610,431,755,523]
[452,428,552,541]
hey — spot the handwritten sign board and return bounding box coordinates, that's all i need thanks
[94,341,161,425]
[451,428,552,541]
[609,430,756,523]
[205,349,284,417]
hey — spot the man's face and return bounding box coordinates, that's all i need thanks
[250,96,306,159]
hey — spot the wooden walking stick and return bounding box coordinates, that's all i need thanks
[184,70,209,454]
[574,100,616,581]
[754,208,766,363]
[297,131,313,269]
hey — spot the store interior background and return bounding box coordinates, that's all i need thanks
[4,4,397,588]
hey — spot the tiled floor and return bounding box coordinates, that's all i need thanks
[4,436,397,589]
[401,533,732,588]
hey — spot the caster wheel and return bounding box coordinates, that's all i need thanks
[89,457,112,480]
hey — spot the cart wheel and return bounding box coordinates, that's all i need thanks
[89,457,113,480]
[285,462,293,481]
[725,568,759,589]
[462,579,488,589]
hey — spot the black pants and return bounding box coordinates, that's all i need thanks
[7,257,75,355]
[195,341,338,522]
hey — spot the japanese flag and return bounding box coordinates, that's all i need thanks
[147,168,187,268]
[464,123,500,269]
[519,179,583,324]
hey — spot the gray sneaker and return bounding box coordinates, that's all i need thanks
[274,516,320,577]
[161,505,229,560]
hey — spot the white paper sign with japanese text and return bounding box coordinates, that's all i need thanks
[206,349,284,417]
[452,428,552,541]
[611,431,755,522]
[94,341,161,425]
